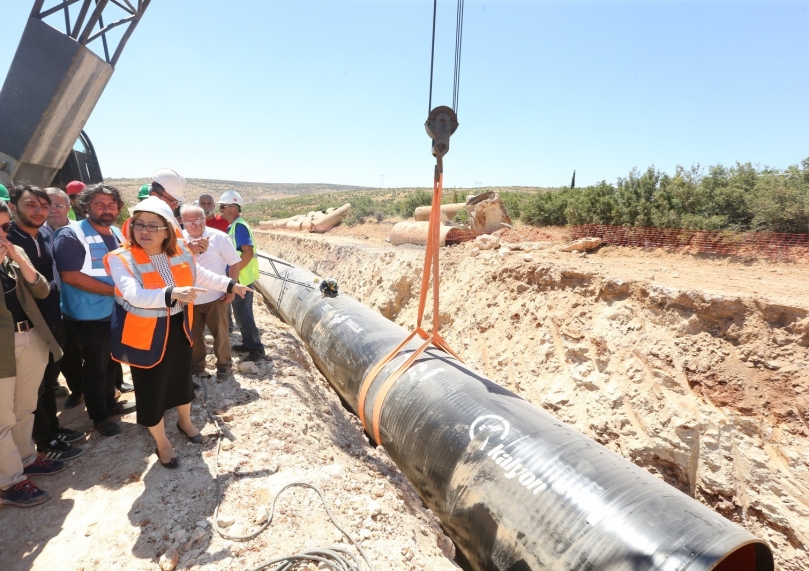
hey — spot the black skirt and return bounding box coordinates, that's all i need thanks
[130,311,194,427]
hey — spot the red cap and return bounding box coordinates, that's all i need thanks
[66,180,86,196]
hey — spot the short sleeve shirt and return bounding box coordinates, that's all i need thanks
[182,227,241,305]
[53,227,119,273]
[232,223,252,253]
[52,225,120,321]
[205,215,230,233]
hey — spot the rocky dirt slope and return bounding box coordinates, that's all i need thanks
[0,304,457,571]
[255,228,809,571]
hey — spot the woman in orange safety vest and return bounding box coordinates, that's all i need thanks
[105,198,251,469]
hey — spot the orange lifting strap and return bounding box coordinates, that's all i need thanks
[357,167,463,446]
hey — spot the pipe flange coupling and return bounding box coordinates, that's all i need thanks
[320,277,339,297]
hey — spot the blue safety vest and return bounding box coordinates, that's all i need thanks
[57,219,122,321]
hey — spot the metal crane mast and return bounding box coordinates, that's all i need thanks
[0,0,151,189]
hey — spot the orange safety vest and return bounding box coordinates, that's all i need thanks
[103,242,196,368]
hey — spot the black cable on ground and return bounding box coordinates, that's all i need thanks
[199,378,374,571]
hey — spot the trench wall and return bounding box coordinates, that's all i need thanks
[255,231,809,571]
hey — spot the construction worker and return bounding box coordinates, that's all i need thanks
[65,181,86,221]
[137,184,150,202]
[148,168,184,224]
[218,190,265,361]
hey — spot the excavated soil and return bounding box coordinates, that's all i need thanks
[255,225,809,571]
[0,306,457,571]
[3,220,808,571]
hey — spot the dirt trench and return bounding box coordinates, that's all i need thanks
[0,303,458,571]
[255,228,809,571]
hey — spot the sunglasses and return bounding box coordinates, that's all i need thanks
[158,191,179,206]
[1,222,11,233]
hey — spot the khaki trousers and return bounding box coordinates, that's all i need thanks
[191,299,232,371]
[0,329,49,489]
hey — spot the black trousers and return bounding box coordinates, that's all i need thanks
[67,319,120,424]
[32,321,64,444]
[61,319,83,394]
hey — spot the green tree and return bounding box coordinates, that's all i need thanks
[565,182,617,225]
[395,189,433,217]
[748,164,809,233]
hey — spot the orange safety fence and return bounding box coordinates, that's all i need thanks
[571,224,809,261]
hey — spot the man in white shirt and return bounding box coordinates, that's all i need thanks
[180,205,242,379]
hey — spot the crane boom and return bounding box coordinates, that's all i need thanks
[0,1,151,188]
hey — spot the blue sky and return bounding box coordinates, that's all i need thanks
[1,1,807,188]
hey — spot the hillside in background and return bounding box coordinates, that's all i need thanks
[104,178,379,206]
[104,177,543,223]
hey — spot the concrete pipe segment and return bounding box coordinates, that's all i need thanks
[390,221,472,247]
[254,253,774,571]
[260,204,352,233]
[414,202,466,222]
[310,203,352,233]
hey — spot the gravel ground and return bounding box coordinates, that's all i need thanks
[0,297,458,571]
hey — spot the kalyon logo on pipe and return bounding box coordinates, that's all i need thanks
[469,415,548,494]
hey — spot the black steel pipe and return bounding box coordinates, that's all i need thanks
[254,253,774,571]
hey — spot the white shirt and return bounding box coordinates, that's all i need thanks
[182,226,242,305]
[107,252,232,310]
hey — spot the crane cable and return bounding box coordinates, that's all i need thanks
[452,0,465,113]
[427,0,437,114]
[427,0,466,115]
[358,0,465,446]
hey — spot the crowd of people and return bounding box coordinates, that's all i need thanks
[0,169,263,507]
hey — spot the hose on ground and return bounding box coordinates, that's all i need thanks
[199,377,374,571]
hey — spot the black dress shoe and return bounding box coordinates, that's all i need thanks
[155,447,178,469]
[246,350,265,362]
[110,400,136,415]
[176,422,206,444]
[118,382,134,393]
[94,418,121,436]
[64,392,83,409]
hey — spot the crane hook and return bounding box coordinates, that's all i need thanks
[425,105,458,181]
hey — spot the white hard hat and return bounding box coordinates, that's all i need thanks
[151,168,186,203]
[131,196,180,228]
[217,189,243,206]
